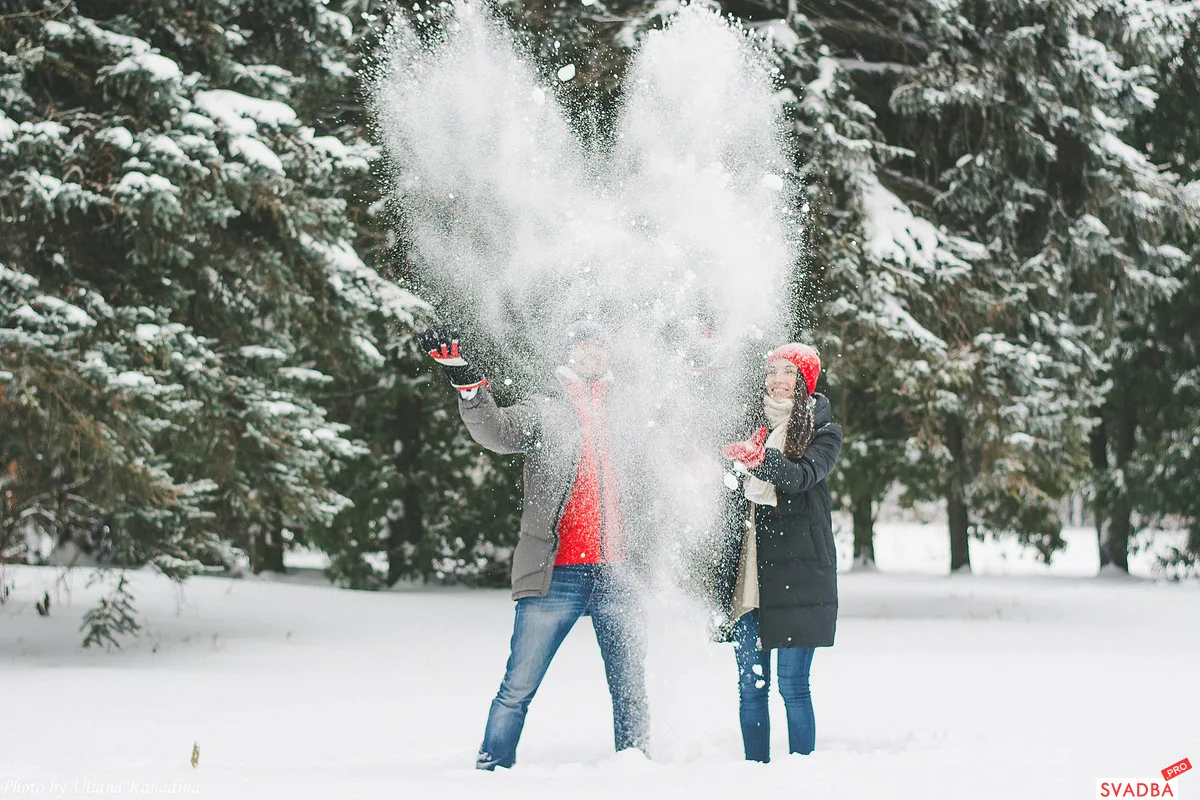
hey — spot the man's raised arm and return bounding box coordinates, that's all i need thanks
[419,328,539,455]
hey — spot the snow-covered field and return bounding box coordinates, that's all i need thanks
[2,524,1196,800]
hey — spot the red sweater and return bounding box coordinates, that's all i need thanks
[555,378,624,565]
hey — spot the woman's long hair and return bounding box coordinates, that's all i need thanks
[782,381,815,460]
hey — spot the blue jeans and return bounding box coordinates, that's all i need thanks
[477,564,649,769]
[732,609,815,762]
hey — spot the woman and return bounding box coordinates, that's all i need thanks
[714,343,843,763]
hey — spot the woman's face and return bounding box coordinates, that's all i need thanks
[765,358,799,400]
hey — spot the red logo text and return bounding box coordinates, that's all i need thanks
[1097,782,1177,798]
[1163,759,1193,782]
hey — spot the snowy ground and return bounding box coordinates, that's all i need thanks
[1,524,1197,800]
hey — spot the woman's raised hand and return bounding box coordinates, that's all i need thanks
[721,427,768,470]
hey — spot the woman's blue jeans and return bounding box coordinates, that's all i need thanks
[477,564,648,769]
[732,609,815,762]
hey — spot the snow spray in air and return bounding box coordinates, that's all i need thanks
[371,1,800,756]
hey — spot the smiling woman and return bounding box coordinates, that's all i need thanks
[764,359,798,400]
[713,342,843,763]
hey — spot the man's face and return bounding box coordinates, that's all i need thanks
[569,338,609,379]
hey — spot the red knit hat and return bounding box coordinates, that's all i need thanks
[767,343,821,394]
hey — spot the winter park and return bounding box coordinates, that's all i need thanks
[2,0,1200,798]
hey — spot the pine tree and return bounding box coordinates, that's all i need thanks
[0,260,216,572]
[319,1,527,588]
[725,10,988,566]
[881,0,1195,568]
[0,0,424,632]
[80,571,141,650]
[1096,10,1200,572]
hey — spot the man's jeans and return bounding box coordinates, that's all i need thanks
[477,564,649,770]
[732,609,816,762]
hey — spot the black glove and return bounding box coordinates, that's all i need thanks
[418,328,487,391]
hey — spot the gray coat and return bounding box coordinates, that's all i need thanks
[458,383,585,599]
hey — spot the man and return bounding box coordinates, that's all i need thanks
[418,321,649,770]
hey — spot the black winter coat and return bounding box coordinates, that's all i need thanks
[713,393,843,650]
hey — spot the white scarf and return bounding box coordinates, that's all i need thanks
[742,395,794,507]
[733,397,793,619]
[732,393,815,621]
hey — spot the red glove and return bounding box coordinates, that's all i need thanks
[722,427,768,469]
